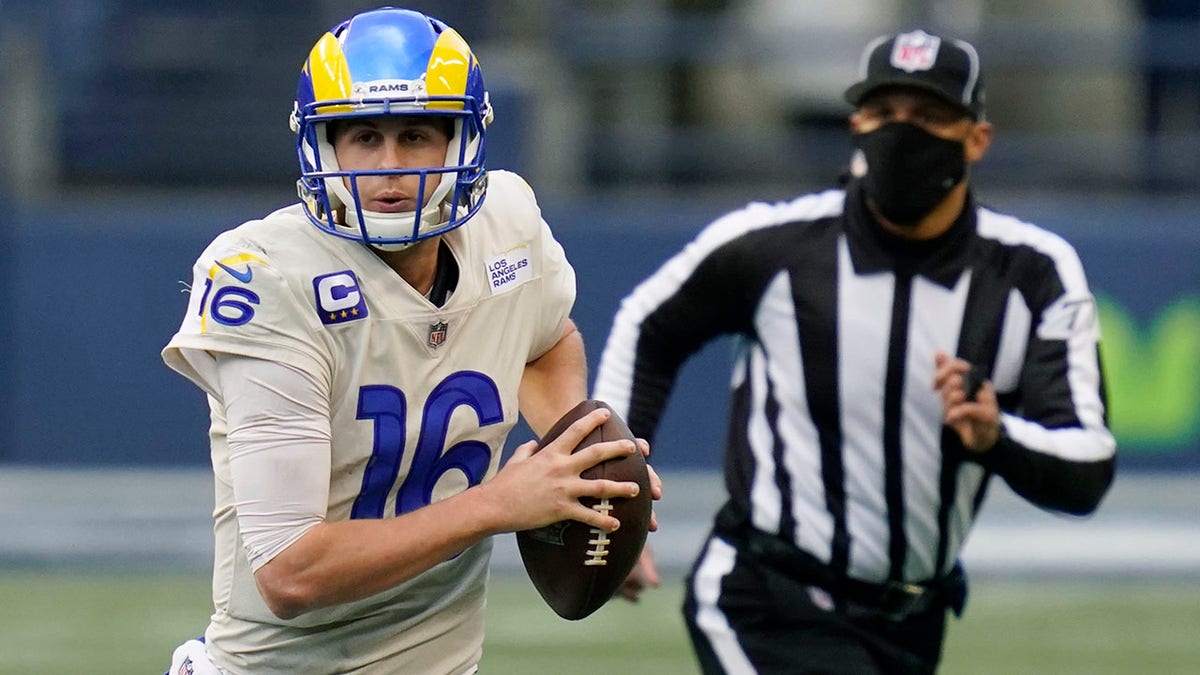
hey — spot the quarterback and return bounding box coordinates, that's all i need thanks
[161,8,654,674]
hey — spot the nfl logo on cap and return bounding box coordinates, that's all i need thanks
[843,28,986,120]
[891,30,940,73]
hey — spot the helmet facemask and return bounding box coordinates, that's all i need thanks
[296,101,489,250]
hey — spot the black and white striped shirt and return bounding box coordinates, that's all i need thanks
[593,182,1116,584]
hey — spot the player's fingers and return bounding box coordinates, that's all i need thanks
[569,438,638,473]
[509,439,539,462]
[647,464,664,500]
[636,437,651,458]
[542,407,611,455]
[640,546,661,588]
[564,499,621,532]
[576,477,641,501]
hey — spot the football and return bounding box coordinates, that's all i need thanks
[515,399,653,620]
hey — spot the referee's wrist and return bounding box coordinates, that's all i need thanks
[981,420,1005,452]
[974,422,1016,469]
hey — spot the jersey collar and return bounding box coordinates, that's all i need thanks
[842,180,976,289]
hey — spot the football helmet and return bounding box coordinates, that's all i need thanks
[291,8,492,249]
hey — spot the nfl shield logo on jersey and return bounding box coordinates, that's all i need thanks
[891,30,941,72]
[428,321,448,349]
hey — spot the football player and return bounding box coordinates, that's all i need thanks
[161,8,657,673]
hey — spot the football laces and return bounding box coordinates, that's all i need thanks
[584,499,614,566]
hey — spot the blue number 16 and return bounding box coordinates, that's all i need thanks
[350,371,504,520]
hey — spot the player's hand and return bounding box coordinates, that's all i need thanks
[489,407,642,533]
[618,544,661,602]
[638,437,664,532]
[933,351,1001,453]
[619,438,662,602]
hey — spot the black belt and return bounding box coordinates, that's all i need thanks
[714,502,967,621]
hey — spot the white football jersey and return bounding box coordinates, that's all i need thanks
[162,171,575,674]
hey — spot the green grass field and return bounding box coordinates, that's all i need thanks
[1,570,1196,674]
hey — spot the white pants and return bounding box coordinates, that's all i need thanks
[166,637,481,674]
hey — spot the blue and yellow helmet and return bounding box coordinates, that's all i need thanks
[291,8,492,248]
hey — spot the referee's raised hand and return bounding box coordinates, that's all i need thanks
[933,351,1002,453]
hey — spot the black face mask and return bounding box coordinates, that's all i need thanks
[851,122,966,226]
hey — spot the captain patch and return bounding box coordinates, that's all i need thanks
[485,244,534,294]
[314,270,369,325]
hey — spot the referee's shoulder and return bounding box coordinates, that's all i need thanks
[975,204,1083,261]
[694,188,846,249]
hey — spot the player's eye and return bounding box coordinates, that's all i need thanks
[401,129,425,143]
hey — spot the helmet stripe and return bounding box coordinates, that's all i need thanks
[307,32,354,114]
[426,28,473,110]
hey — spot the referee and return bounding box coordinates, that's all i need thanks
[595,30,1116,674]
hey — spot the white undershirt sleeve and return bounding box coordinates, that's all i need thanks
[215,352,332,572]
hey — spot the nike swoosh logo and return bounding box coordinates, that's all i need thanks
[215,260,253,283]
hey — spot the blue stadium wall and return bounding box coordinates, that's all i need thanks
[1,192,1196,472]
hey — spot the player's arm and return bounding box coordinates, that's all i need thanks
[218,354,640,620]
[518,318,588,436]
[518,318,663,518]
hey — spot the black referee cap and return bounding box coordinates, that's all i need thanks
[844,29,985,120]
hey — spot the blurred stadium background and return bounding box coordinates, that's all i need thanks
[0,0,1197,672]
